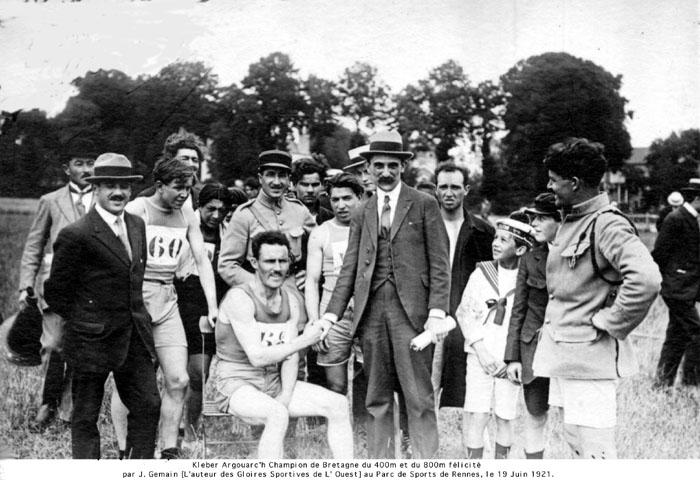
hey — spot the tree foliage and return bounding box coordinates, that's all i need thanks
[338,62,392,132]
[0,109,61,197]
[51,62,219,184]
[395,60,474,161]
[646,129,700,206]
[499,52,632,210]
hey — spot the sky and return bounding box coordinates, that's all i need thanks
[0,0,698,147]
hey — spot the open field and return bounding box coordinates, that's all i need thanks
[1,210,700,459]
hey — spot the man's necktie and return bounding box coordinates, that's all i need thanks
[114,217,132,262]
[380,195,391,237]
[70,186,91,217]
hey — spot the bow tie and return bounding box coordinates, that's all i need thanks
[486,297,508,326]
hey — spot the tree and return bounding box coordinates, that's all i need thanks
[54,63,219,180]
[395,60,474,161]
[208,83,263,184]
[337,62,392,133]
[241,52,307,150]
[0,109,61,197]
[303,75,342,162]
[500,52,632,210]
[646,129,700,206]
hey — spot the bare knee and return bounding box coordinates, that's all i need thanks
[164,371,190,393]
[324,393,350,421]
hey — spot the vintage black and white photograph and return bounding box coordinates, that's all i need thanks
[0,0,699,464]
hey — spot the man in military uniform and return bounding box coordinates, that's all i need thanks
[219,150,316,286]
[219,150,316,327]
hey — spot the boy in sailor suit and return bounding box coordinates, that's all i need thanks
[456,218,534,459]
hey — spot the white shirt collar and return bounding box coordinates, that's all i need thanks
[376,182,401,206]
[684,202,698,218]
[68,181,92,193]
[95,203,125,232]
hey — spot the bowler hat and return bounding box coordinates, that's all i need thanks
[84,153,143,183]
[344,145,369,171]
[258,150,292,171]
[360,131,413,161]
[524,192,559,217]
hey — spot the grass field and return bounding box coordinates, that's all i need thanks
[1,210,700,459]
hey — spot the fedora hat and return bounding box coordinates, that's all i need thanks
[258,150,292,171]
[84,153,143,183]
[360,131,413,161]
[680,178,700,198]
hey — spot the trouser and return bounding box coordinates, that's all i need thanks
[360,281,438,458]
[39,310,72,421]
[70,332,160,459]
[657,296,700,386]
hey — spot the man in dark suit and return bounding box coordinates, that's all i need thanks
[44,153,160,459]
[433,162,494,409]
[653,178,700,387]
[320,130,451,458]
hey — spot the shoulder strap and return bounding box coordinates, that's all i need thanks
[589,208,639,286]
[248,202,279,232]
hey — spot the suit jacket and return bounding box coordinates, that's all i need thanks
[503,244,549,384]
[326,183,451,334]
[439,208,494,407]
[652,205,700,301]
[44,208,156,373]
[19,185,86,300]
[448,209,495,316]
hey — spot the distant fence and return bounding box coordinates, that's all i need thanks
[627,213,658,233]
[0,198,38,215]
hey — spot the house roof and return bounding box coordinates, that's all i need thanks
[626,147,650,165]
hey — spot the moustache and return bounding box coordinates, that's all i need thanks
[109,196,126,202]
[377,176,394,184]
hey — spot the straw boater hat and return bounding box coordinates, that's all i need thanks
[680,178,700,198]
[359,130,413,162]
[344,145,369,171]
[496,218,535,248]
[258,150,292,171]
[84,153,143,183]
[667,191,684,206]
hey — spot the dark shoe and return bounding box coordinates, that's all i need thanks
[32,404,56,431]
[160,447,183,460]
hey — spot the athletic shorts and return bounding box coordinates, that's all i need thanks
[174,275,215,356]
[317,306,354,367]
[464,353,520,420]
[523,376,550,417]
[143,281,187,349]
[213,358,282,414]
[548,377,617,428]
